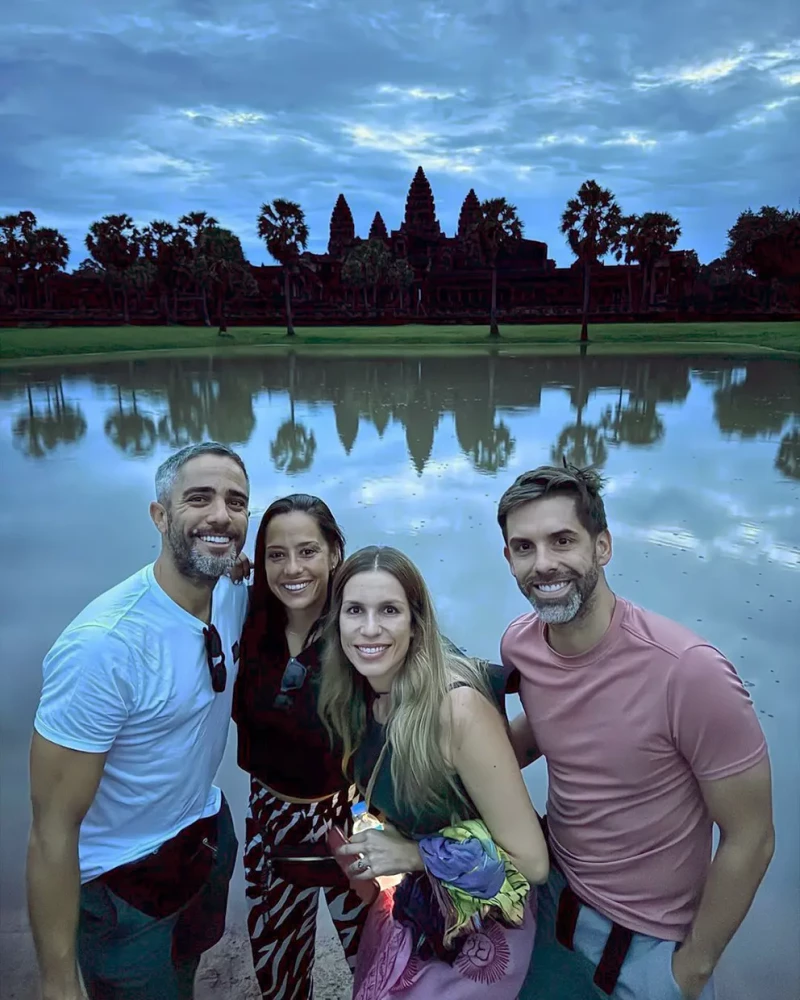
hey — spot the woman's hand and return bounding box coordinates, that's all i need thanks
[334,824,424,880]
[226,552,252,585]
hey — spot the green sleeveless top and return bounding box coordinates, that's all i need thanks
[351,661,510,839]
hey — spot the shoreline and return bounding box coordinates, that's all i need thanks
[1,321,799,362]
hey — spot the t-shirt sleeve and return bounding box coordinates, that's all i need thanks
[34,627,135,753]
[499,622,517,671]
[667,643,767,781]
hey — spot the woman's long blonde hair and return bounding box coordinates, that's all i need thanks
[318,545,495,824]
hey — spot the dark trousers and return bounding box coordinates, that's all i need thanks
[77,798,237,1000]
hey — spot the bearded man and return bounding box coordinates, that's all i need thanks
[497,464,774,1000]
[27,442,251,1000]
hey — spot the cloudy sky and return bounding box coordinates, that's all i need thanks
[2,0,799,269]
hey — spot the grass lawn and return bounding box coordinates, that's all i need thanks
[1,321,799,361]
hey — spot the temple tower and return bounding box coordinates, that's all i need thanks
[401,166,441,239]
[328,194,355,258]
[458,188,482,238]
[368,211,389,242]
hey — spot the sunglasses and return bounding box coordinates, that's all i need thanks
[203,624,227,693]
[272,656,308,709]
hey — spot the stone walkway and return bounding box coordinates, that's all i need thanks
[0,911,352,1000]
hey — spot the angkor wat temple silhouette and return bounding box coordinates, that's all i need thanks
[2,166,796,326]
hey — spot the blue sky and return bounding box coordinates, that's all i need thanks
[2,0,799,269]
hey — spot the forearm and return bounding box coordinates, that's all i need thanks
[681,830,774,973]
[26,824,83,996]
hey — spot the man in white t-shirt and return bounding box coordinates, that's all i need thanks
[27,441,252,1000]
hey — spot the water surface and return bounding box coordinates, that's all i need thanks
[1,348,798,999]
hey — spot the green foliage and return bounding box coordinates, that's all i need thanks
[472,198,523,263]
[256,200,309,264]
[560,180,623,263]
[725,205,800,273]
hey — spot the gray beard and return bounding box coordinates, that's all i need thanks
[167,516,237,583]
[525,562,599,625]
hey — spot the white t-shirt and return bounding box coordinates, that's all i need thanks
[34,563,249,882]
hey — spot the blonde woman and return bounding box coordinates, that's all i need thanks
[318,545,549,999]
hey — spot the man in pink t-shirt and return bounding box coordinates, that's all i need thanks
[497,464,774,1000]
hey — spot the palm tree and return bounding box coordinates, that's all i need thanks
[0,211,37,309]
[179,211,219,243]
[25,227,70,308]
[257,199,309,336]
[472,198,523,337]
[388,258,414,312]
[614,215,641,312]
[561,180,623,342]
[177,212,219,324]
[341,245,370,309]
[341,240,394,312]
[632,212,681,310]
[195,226,256,332]
[85,214,143,323]
[141,220,191,323]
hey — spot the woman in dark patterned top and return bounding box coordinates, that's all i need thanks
[232,494,369,999]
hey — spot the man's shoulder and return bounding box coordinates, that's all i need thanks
[619,597,719,662]
[499,610,545,673]
[501,609,540,647]
[48,565,156,657]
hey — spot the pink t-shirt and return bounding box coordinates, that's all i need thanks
[501,596,767,940]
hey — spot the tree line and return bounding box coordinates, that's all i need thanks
[1,186,798,339]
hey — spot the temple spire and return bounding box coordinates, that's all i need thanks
[369,211,388,242]
[401,166,441,238]
[328,194,355,258]
[458,188,482,238]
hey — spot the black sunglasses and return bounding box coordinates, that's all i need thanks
[273,656,307,709]
[203,625,227,693]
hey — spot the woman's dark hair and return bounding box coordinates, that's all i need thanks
[245,494,345,655]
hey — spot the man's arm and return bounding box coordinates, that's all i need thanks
[672,756,774,999]
[27,733,107,1000]
[508,711,542,769]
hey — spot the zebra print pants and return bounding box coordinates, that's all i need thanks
[243,779,370,999]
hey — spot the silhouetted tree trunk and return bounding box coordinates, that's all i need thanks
[640,267,650,312]
[489,264,499,337]
[580,260,591,341]
[283,267,295,337]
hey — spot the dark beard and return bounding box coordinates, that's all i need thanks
[166,515,237,583]
[526,560,599,625]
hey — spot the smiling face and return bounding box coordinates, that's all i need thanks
[504,493,611,625]
[264,511,338,617]
[339,569,413,692]
[154,454,250,582]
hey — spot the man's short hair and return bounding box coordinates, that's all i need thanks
[497,463,608,539]
[155,442,249,507]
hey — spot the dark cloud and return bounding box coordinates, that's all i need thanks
[1,0,798,266]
